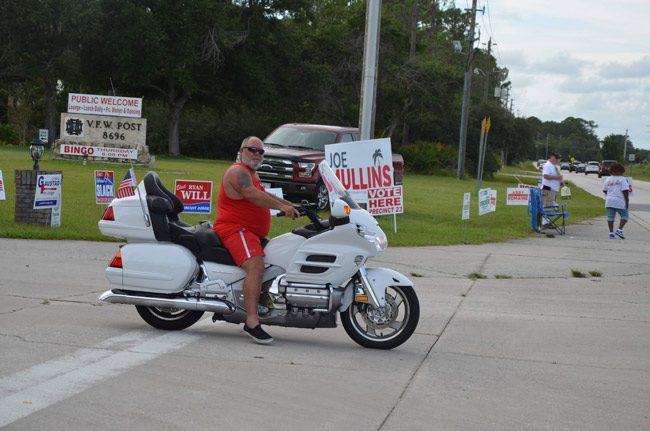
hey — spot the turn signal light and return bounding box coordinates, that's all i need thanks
[344,205,351,215]
[102,206,115,221]
[109,250,122,268]
[355,295,369,302]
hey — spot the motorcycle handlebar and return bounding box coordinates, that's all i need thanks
[275,206,307,218]
[276,205,325,230]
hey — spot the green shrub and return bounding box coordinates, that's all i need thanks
[401,140,456,175]
[0,123,19,145]
[466,149,501,179]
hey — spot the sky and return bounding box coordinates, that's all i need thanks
[480,0,650,150]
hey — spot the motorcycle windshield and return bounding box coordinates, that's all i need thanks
[318,160,360,210]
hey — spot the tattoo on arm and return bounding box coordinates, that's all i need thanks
[236,171,253,189]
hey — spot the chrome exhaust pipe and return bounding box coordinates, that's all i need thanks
[99,291,236,314]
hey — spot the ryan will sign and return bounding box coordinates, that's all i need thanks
[174,180,213,214]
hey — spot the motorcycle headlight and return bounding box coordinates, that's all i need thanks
[375,231,388,251]
[357,226,388,252]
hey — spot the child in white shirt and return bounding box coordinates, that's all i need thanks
[602,163,630,239]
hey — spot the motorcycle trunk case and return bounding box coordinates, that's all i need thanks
[99,194,155,241]
[108,243,198,294]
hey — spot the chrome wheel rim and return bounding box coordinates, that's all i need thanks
[348,286,410,341]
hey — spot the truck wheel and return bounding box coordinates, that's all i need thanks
[315,181,330,211]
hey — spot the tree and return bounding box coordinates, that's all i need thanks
[601,134,625,161]
[0,0,98,145]
[82,0,243,156]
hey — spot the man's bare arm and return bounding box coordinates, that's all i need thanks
[225,167,298,217]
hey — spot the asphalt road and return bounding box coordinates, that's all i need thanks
[0,178,649,430]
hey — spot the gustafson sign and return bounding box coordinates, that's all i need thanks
[61,114,147,146]
[68,93,142,118]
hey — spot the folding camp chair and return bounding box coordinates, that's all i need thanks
[528,188,569,235]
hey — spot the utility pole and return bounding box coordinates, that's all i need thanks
[622,129,628,161]
[456,0,479,180]
[482,38,492,104]
[359,0,382,141]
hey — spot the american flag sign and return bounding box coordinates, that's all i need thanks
[117,168,136,198]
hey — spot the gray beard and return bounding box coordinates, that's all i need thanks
[243,159,262,171]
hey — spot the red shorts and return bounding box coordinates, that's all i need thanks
[216,228,265,266]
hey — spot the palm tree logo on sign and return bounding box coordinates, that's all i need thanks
[372,148,383,166]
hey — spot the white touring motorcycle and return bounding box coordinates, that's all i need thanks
[98,161,419,349]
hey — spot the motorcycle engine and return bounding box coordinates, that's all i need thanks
[278,277,333,311]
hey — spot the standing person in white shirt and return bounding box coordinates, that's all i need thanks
[541,152,563,207]
[602,162,630,239]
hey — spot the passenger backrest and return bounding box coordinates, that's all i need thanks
[144,172,185,241]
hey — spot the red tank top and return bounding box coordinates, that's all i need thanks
[214,162,271,238]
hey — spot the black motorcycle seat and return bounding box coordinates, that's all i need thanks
[142,171,268,265]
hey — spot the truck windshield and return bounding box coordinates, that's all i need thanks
[264,127,337,151]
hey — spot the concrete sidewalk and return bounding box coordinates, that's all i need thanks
[375,215,650,430]
[0,212,648,430]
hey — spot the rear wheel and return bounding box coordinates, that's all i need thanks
[135,306,204,330]
[314,181,330,211]
[341,285,419,350]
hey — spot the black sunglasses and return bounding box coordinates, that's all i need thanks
[244,146,265,155]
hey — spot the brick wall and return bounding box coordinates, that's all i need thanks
[14,170,62,226]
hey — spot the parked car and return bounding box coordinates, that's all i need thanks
[560,162,570,171]
[574,163,585,173]
[258,123,404,210]
[569,160,582,172]
[585,161,600,175]
[537,159,546,169]
[599,160,617,178]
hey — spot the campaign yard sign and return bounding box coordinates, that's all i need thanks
[34,174,62,209]
[506,187,529,205]
[174,180,212,214]
[367,186,403,215]
[489,189,497,212]
[462,192,470,220]
[95,171,115,204]
[0,170,5,200]
[478,188,491,216]
[324,138,394,205]
[266,188,285,216]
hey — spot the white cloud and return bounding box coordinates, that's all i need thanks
[599,56,650,79]
[532,53,589,76]
[486,0,650,149]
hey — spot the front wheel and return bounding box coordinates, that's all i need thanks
[135,305,204,330]
[340,285,419,349]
